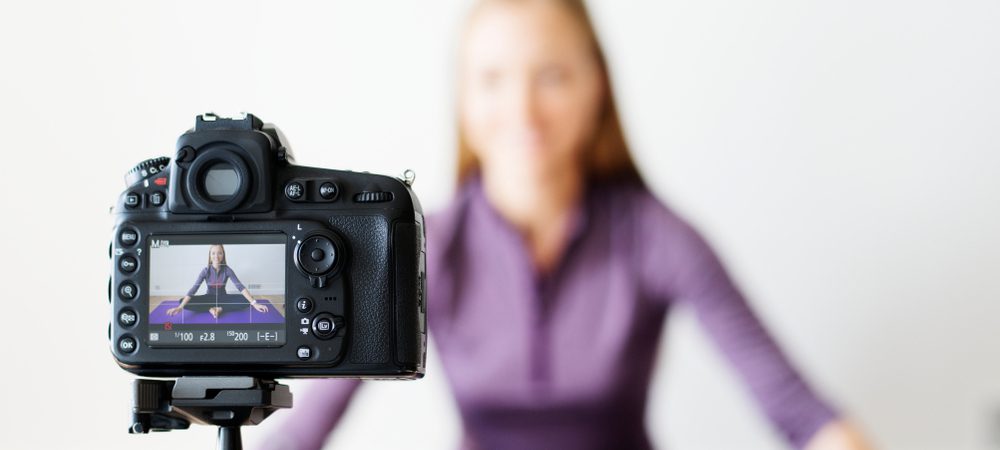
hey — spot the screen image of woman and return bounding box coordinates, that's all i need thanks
[166,244,269,319]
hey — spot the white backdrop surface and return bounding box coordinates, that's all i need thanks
[0,1,997,449]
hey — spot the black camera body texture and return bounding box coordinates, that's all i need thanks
[109,114,426,379]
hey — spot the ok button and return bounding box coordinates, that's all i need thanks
[118,335,137,354]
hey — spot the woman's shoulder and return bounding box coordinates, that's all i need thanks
[598,179,711,259]
[599,180,725,300]
[422,177,696,247]
[599,179,688,229]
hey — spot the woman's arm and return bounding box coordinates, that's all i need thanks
[240,288,268,313]
[187,267,208,297]
[225,266,247,293]
[168,268,208,315]
[240,288,256,304]
[166,295,192,316]
[636,191,871,449]
[225,267,268,312]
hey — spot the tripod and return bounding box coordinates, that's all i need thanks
[129,376,292,450]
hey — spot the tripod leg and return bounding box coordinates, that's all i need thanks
[217,426,242,450]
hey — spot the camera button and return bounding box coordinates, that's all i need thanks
[119,282,138,301]
[176,146,195,163]
[119,255,138,274]
[119,309,138,328]
[319,182,338,200]
[295,297,313,314]
[124,192,140,208]
[285,181,304,200]
[149,191,165,207]
[118,335,137,354]
[296,346,312,360]
[312,314,337,339]
[119,229,139,247]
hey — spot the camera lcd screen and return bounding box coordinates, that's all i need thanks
[147,234,286,347]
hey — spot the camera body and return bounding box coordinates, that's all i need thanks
[109,113,426,379]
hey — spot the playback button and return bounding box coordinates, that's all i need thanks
[124,192,140,208]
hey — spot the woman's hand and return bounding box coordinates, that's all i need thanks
[253,303,269,313]
[805,419,874,450]
[166,306,183,316]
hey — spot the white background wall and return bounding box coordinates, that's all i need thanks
[0,1,997,449]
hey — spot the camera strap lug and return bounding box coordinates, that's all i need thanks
[401,169,416,187]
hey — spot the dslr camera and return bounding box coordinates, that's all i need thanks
[109,113,426,379]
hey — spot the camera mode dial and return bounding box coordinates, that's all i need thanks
[125,157,170,187]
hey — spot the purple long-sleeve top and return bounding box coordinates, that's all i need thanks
[187,265,245,296]
[262,176,838,450]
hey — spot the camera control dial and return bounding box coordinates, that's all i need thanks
[125,157,170,187]
[294,233,344,288]
[296,236,337,275]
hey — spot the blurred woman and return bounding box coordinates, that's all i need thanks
[263,1,872,449]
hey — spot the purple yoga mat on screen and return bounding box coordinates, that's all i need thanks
[149,299,284,324]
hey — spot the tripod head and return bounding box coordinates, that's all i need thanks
[130,376,292,450]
